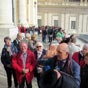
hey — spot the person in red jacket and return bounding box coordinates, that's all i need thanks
[12,41,37,88]
[18,24,26,33]
[72,44,88,68]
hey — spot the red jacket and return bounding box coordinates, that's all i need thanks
[72,52,85,68]
[18,26,26,33]
[12,49,37,84]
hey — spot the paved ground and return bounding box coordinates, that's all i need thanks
[0,34,86,88]
[79,34,88,43]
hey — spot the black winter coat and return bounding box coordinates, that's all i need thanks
[55,72,79,88]
[81,64,88,88]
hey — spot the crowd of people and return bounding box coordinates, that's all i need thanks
[1,25,88,88]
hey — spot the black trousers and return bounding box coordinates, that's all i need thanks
[4,67,18,88]
[19,76,32,88]
[48,36,53,43]
[36,74,41,88]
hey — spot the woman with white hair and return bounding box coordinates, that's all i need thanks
[72,44,88,68]
[34,42,46,88]
[44,43,57,59]
[68,36,81,55]
[23,33,34,51]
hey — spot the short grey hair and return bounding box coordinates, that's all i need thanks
[83,44,88,49]
[20,40,28,46]
[36,42,43,48]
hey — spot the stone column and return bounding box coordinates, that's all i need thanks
[47,13,52,26]
[62,0,66,5]
[44,13,48,26]
[42,13,45,26]
[28,0,33,26]
[33,0,38,27]
[66,0,69,5]
[80,0,83,2]
[80,0,84,6]
[84,0,87,6]
[0,0,13,26]
[0,0,18,52]
[28,0,38,27]
[19,0,28,27]
[67,0,69,3]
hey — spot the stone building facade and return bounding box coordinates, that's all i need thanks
[0,0,88,51]
[38,0,88,34]
[0,0,37,52]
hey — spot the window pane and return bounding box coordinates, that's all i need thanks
[54,20,58,27]
[71,21,76,29]
[69,0,80,2]
[38,19,42,27]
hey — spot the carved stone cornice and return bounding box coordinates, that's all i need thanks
[38,5,88,14]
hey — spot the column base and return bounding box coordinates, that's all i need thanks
[0,25,18,53]
[84,3,87,6]
[68,30,77,34]
[80,2,84,6]
[62,2,66,5]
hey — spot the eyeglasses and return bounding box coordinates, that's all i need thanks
[36,46,42,48]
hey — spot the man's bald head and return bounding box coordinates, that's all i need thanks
[57,43,69,53]
[17,32,22,40]
[20,41,28,53]
[82,44,88,56]
[57,43,69,60]
[83,44,88,49]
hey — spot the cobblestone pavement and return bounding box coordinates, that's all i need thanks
[0,35,85,88]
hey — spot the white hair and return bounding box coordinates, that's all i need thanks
[83,44,88,49]
[25,33,31,38]
[36,42,43,48]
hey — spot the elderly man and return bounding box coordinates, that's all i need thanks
[68,36,81,55]
[72,44,88,68]
[38,43,80,87]
[12,41,37,88]
[40,70,79,88]
[23,33,34,51]
[13,32,23,52]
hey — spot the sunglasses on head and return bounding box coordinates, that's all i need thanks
[36,46,42,48]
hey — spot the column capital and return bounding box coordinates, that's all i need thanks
[0,0,18,52]
[0,0,13,24]
[66,0,69,5]
[80,0,84,6]
[84,0,87,6]
[19,0,28,27]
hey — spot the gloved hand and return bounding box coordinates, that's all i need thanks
[44,65,51,71]
[37,67,43,73]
